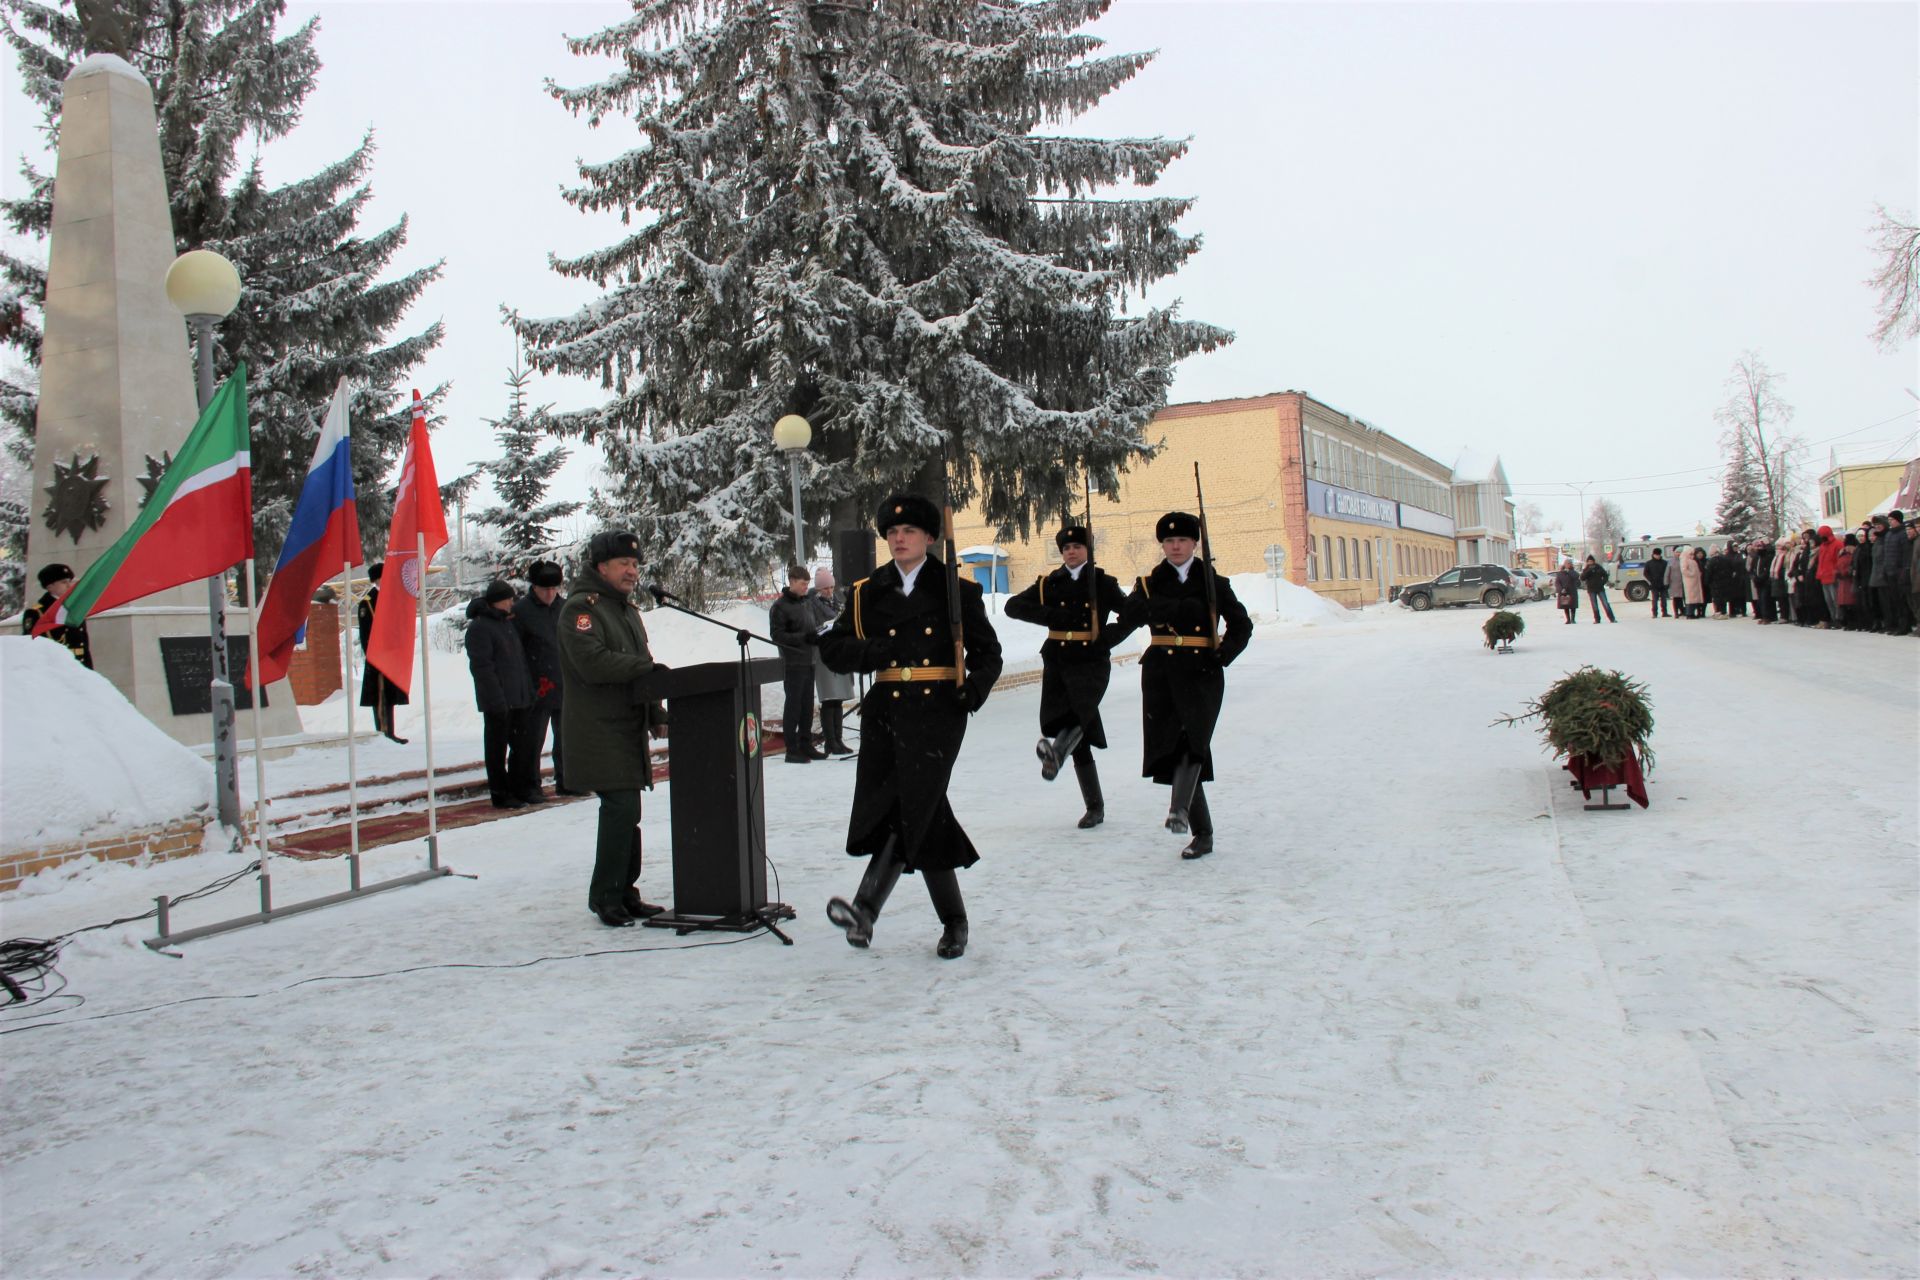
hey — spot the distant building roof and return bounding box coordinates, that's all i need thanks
[1451,449,1502,483]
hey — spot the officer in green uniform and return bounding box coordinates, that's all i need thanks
[820,493,1003,959]
[556,530,670,927]
[22,563,93,668]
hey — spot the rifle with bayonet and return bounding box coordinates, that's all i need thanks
[1194,461,1220,649]
[1085,468,1100,646]
[941,455,966,687]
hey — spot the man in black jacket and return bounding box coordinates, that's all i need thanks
[21,563,92,667]
[1003,524,1127,828]
[1642,548,1669,618]
[512,560,568,799]
[820,494,1003,959]
[1107,512,1253,859]
[465,579,534,809]
[768,564,827,763]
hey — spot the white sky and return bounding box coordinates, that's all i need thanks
[4,0,1916,542]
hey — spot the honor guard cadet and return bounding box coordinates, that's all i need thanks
[557,530,671,928]
[1003,524,1127,828]
[21,563,93,668]
[1109,511,1252,859]
[820,493,1003,959]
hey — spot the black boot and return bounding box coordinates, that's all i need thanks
[1073,752,1104,829]
[826,840,904,948]
[1180,783,1213,859]
[593,902,635,927]
[922,864,968,959]
[822,703,854,755]
[621,889,666,919]
[1166,757,1203,835]
[1037,725,1084,782]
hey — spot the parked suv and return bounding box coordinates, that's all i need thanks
[1397,564,1516,611]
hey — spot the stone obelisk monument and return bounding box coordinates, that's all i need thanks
[26,54,302,746]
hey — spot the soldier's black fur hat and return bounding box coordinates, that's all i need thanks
[1055,526,1092,551]
[875,494,940,536]
[586,530,641,567]
[1156,511,1201,542]
[37,563,74,588]
[367,561,384,582]
[527,560,564,588]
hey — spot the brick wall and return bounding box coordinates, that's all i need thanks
[287,601,343,705]
[0,815,210,893]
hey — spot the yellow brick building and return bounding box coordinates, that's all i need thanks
[944,392,1468,608]
[1818,461,1910,530]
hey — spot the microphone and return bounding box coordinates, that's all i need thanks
[647,583,679,604]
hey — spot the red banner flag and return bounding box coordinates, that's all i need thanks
[365,391,448,696]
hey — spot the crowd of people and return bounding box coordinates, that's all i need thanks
[1638,510,1918,633]
[1545,509,1919,635]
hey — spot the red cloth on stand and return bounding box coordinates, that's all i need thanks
[1563,750,1649,807]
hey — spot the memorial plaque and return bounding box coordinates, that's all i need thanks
[158,635,268,716]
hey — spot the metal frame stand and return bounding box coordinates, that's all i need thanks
[147,842,455,950]
[644,902,797,943]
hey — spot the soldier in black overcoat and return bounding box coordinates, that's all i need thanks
[819,493,1003,959]
[512,559,569,797]
[1107,511,1252,859]
[1002,524,1127,828]
[21,563,92,668]
[357,562,408,742]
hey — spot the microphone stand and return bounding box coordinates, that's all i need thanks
[643,591,794,942]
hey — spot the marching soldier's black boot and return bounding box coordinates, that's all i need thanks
[921,864,968,959]
[1180,782,1214,859]
[1073,750,1104,829]
[1166,756,1204,835]
[1036,725,1085,782]
[826,839,904,948]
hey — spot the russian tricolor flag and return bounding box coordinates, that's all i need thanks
[249,377,364,688]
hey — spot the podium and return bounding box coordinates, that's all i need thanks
[642,656,796,936]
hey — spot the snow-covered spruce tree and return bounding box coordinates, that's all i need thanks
[1712,427,1764,543]
[512,0,1230,591]
[0,0,445,575]
[472,355,583,565]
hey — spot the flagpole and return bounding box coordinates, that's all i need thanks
[416,530,440,868]
[243,561,271,900]
[342,559,361,886]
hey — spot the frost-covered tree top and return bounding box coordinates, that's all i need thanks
[473,355,583,560]
[0,0,445,572]
[513,0,1230,586]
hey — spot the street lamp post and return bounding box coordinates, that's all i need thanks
[773,413,812,566]
[165,249,244,832]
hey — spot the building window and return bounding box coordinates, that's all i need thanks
[1321,535,1332,580]
[1364,540,1374,580]
[1337,538,1348,579]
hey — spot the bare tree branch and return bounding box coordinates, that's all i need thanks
[1713,352,1807,541]
[1868,204,1920,349]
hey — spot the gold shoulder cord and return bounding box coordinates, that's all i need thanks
[851,578,867,640]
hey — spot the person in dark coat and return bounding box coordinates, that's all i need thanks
[808,568,856,755]
[357,562,408,742]
[1706,545,1739,617]
[820,493,1004,960]
[1850,524,1875,630]
[557,531,671,928]
[512,560,569,798]
[768,564,828,763]
[1003,523,1128,829]
[1748,540,1777,624]
[1579,555,1617,623]
[1107,511,1253,860]
[1790,531,1825,626]
[1552,559,1580,624]
[1880,510,1913,636]
[21,563,93,667]
[466,579,535,809]
[1641,548,1669,618]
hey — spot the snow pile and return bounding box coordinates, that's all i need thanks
[0,637,214,851]
[1229,571,1357,626]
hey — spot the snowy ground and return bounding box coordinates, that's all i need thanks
[1,597,1914,1278]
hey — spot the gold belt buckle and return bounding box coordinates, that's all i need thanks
[901,667,915,682]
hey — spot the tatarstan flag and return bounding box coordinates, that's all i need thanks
[33,364,253,636]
